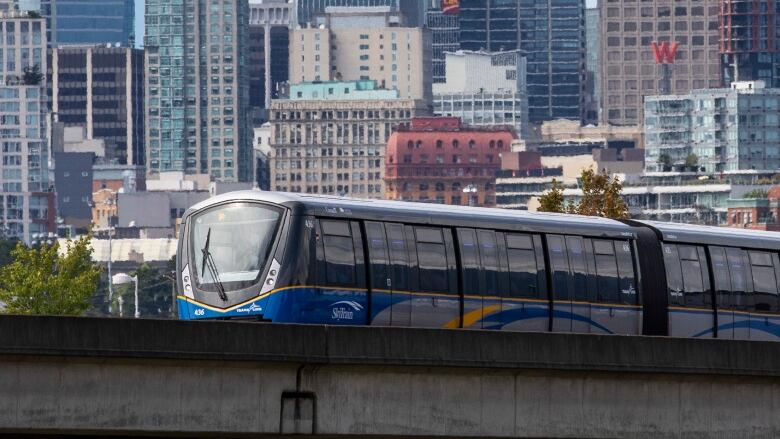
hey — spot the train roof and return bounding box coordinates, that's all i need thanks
[638,220,780,251]
[188,191,780,249]
[188,190,636,239]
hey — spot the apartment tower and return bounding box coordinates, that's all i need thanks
[144,0,252,182]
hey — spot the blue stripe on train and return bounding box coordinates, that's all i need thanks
[178,286,632,334]
[692,319,780,338]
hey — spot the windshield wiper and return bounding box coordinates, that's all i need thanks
[201,227,227,301]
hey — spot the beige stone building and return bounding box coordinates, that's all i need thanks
[289,7,432,103]
[269,81,429,199]
[600,0,721,126]
[534,118,645,148]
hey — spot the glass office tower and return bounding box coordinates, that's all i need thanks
[144,0,252,182]
[459,0,585,122]
[41,0,135,46]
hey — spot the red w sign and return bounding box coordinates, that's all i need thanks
[651,41,679,64]
[442,0,460,14]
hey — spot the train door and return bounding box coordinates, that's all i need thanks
[387,223,411,326]
[457,228,485,329]
[547,235,573,332]
[364,221,391,325]
[476,230,501,329]
[589,239,620,334]
[614,240,641,335]
[726,248,752,340]
[501,233,549,332]
[746,250,779,341]
[662,244,713,337]
[409,226,460,328]
[709,246,734,339]
[566,236,591,333]
[316,219,368,325]
[589,239,641,335]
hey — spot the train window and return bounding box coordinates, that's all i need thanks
[547,235,570,300]
[415,227,449,293]
[506,234,533,250]
[679,246,705,307]
[749,251,779,313]
[593,240,619,303]
[457,229,480,296]
[566,236,589,301]
[615,241,638,305]
[663,244,684,306]
[477,230,499,296]
[663,244,709,307]
[506,233,540,298]
[726,248,751,310]
[386,223,408,291]
[365,222,389,290]
[321,220,356,286]
[709,247,732,309]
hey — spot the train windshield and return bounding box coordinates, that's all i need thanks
[191,202,282,292]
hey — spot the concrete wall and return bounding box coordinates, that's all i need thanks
[1,316,779,437]
[2,359,779,437]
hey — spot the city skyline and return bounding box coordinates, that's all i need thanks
[4,0,780,244]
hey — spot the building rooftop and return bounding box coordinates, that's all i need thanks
[286,79,399,100]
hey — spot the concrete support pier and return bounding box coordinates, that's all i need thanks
[0,316,778,437]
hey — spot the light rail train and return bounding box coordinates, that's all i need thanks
[176,191,780,340]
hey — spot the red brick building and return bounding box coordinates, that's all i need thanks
[384,117,516,206]
[726,186,780,231]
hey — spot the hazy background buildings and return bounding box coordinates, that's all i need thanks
[4,0,780,246]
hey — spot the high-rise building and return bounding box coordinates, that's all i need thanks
[720,0,780,87]
[600,0,721,126]
[385,117,515,206]
[458,0,585,123]
[426,5,459,83]
[40,0,135,47]
[297,0,427,26]
[248,0,295,124]
[0,0,15,12]
[433,50,529,139]
[48,45,144,165]
[584,7,600,125]
[144,0,252,183]
[269,80,428,198]
[290,7,433,103]
[644,81,780,173]
[0,9,55,243]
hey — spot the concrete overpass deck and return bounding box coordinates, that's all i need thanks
[1,316,779,437]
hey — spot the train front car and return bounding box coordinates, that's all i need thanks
[176,192,297,320]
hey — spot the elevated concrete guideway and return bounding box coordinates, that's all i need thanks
[0,316,779,437]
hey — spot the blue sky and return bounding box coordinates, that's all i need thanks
[135,0,144,48]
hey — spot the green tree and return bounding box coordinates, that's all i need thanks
[743,189,769,199]
[0,236,101,315]
[658,153,673,170]
[538,179,567,214]
[538,168,629,219]
[685,153,699,169]
[0,238,20,268]
[22,65,43,86]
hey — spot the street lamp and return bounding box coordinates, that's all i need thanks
[112,272,139,318]
[107,225,115,314]
[462,184,478,207]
